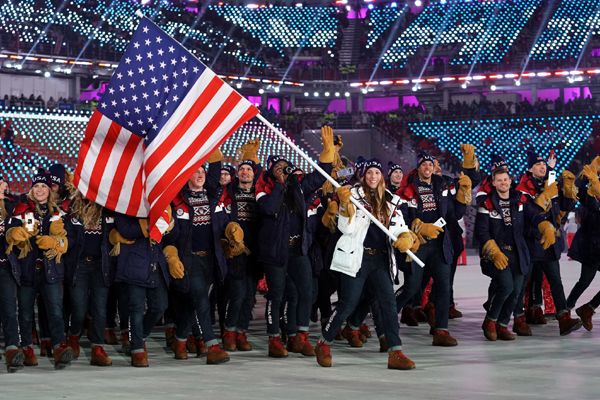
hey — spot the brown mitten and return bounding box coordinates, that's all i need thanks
[538,221,556,250]
[319,125,335,163]
[321,199,338,232]
[108,229,135,256]
[460,144,476,169]
[393,231,415,253]
[163,245,185,279]
[482,240,509,270]
[561,170,578,200]
[455,172,472,205]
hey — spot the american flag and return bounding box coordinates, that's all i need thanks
[74,17,258,228]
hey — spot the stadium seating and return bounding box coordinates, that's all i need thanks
[408,115,597,174]
[207,4,340,55]
[380,0,541,68]
[531,0,600,61]
[366,4,407,49]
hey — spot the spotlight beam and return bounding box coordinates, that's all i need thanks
[573,4,600,73]
[182,0,214,47]
[368,5,409,84]
[465,5,501,82]
[519,0,556,80]
[73,1,118,66]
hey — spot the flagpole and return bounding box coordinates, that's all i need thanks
[256,113,425,268]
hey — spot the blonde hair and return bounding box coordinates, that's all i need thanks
[27,187,58,216]
[361,176,389,226]
[71,192,103,228]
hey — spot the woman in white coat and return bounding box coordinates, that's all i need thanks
[315,159,419,370]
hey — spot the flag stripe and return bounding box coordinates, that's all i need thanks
[73,110,102,189]
[126,166,145,216]
[149,105,259,225]
[144,82,235,192]
[104,133,144,211]
[147,90,243,203]
[86,121,123,202]
[144,73,223,175]
[77,115,117,197]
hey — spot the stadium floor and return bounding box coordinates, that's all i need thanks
[2,256,600,400]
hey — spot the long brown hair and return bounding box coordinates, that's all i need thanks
[71,192,103,228]
[361,175,389,226]
[0,198,6,220]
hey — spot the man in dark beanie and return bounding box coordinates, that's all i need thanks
[387,162,404,193]
[513,150,581,336]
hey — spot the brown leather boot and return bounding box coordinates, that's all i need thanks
[359,323,372,339]
[497,326,516,341]
[576,304,595,331]
[90,346,112,366]
[432,330,458,347]
[206,344,230,365]
[195,339,208,357]
[222,330,237,352]
[531,306,547,325]
[387,350,416,370]
[268,336,288,358]
[186,335,197,353]
[236,331,252,351]
[298,332,316,356]
[53,343,74,369]
[449,305,463,319]
[131,350,148,367]
[172,339,188,360]
[347,329,364,348]
[512,315,532,336]
[558,312,583,336]
[379,336,389,352]
[482,318,497,341]
[413,307,427,323]
[23,346,38,366]
[424,302,436,327]
[67,335,81,359]
[104,328,119,345]
[400,307,419,326]
[5,348,24,373]
[315,341,332,367]
[287,335,301,353]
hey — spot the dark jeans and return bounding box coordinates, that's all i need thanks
[348,294,385,337]
[0,265,20,348]
[322,253,402,348]
[486,251,524,325]
[396,240,451,329]
[238,272,258,331]
[173,255,217,345]
[127,272,168,352]
[264,248,312,336]
[529,260,568,315]
[106,282,129,331]
[19,267,66,347]
[69,259,109,345]
[224,255,252,331]
[567,263,600,309]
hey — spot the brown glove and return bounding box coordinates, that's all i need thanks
[561,170,578,200]
[240,139,260,164]
[108,228,135,256]
[49,218,66,236]
[393,231,415,253]
[163,245,184,279]
[36,235,68,263]
[538,220,556,250]
[5,227,33,257]
[336,185,355,223]
[411,218,443,240]
[482,240,509,270]
[534,181,558,212]
[319,125,335,163]
[582,164,600,198]
[591,155,600,173]
[460,144,476,169]
[321,199,338,232]
[207,147,224,164]
[408,231,421,252]
[225,222,244,244]
[455,172,472,205]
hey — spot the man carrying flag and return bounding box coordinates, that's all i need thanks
[73,16,259,366]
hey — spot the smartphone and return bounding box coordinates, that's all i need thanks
[547,170,556,185]
[337,167,354,178]
[434,217,446,228]
[24,212,35,232]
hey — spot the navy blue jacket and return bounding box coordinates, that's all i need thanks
[255,163,331,266]
[7,200,66,286]
[475,189,531,276]
[0,197,20,283]
[568,177,600,264]
[399,173,466,265]
[64,211,116,287]
[113,213,170,288]
[516,172,575,262]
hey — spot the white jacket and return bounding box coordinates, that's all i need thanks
[330,186,409,280]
